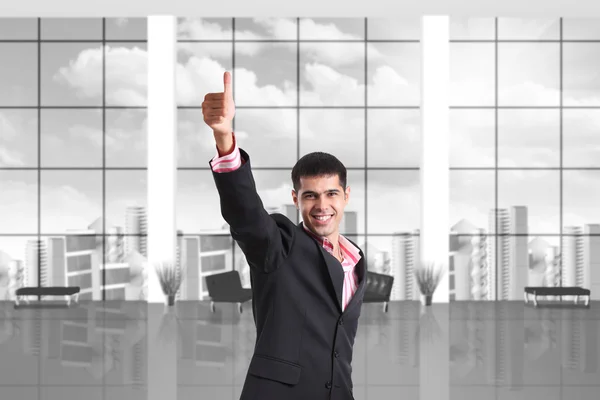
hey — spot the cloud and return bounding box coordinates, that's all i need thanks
[499,81,560,106]
[174,38,415,168]
[175,56,249,105]
[298,108,364,164]
[0,112,27,167]
[300,63,364,106]
[54,44,147,106]
[0,168,149,248]
[450,44,600,236]
[0,20,465,237]
[0,147,25,167]
[8,17,600,245]
[449,43,495,106]
[302,42,375,68]
[39,179,103,234]
[450,168,567,236]
[177,42,233,62]
[0,113,18,140]
[178,18,233,40]
[563,170,600,228]
[299,18,361,40]
[105,110,148,167]
[114,18,129,27]
[250,18,297,40]
[368,65,414,104]
[366,174,421,234]
[258,181,295,210]
[231,67,297,106]
[178,18,384,67]
[450,111,495,168]
[53,47,102,98]
[497,18,559,40]
[0,176,37,235]
[104,44,148,106]
[177,171,226,232]
[563,109,600,166]
[0,175,100,237]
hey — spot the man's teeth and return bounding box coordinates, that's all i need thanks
[314,215,332,221]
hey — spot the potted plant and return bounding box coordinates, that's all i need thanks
[154,261,184,307]
[414,261,445,306]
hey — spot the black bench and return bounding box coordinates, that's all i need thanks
[15,286,81,306]
[363,271,394,313]
[205,271,252,314]
[524,286,590,307]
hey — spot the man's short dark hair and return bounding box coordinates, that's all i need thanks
[291,152,347,192]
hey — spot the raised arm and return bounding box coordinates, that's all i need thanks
[203,72,295,274]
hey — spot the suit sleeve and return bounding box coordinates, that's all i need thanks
[209,134,295,274]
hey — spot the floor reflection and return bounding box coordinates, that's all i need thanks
[0,301,598,400]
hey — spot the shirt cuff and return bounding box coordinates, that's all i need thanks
[210,132,242,172]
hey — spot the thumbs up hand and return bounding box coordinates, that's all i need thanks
[203,71,236,138]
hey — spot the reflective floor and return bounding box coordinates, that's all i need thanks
[0,300,598,400]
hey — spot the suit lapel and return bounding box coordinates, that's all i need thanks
[297,223,366,313]
[320,243,345,312]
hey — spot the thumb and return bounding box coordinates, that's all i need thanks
[223,71,232,98]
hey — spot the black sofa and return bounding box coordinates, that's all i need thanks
[524,286,591,307]
[15,286,80,306]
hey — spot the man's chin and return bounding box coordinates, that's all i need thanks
[310,225,335,237]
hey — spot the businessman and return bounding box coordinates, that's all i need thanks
[203,71,367,400]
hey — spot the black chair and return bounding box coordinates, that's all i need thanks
[363,271,394,312]
[205,270,252,314]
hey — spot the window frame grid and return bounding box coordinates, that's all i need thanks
[0,18,148,301]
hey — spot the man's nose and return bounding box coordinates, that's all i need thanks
[316,196,330,209]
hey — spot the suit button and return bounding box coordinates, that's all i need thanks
[334,351,339,358]
[338,318,344,325]
[325,382,332,389]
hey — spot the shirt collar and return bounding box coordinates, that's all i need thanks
[301,223,361,264]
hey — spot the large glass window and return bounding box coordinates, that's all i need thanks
[449,18,600,302]
[0,17,147,300]
[175,17,422,298]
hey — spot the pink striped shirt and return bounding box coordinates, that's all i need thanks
[210,132,362,311]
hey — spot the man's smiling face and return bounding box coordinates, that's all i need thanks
[292,174,350,241]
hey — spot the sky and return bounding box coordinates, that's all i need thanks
[1,17,600,259]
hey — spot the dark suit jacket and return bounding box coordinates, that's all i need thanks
[211,148,367,400]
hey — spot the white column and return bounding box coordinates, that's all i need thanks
[420,15,450,303]
[420,16,450,399]
[148,309,178,400]
[147,16,177,304]
[419,306,450,400]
